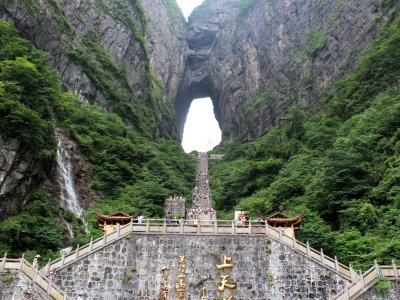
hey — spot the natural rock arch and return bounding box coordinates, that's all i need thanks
[174,0,386,144]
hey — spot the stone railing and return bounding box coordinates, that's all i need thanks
[0,254,71,300]
[331,261,399,300]
[43,219,354,281]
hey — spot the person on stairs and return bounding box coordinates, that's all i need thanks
[32,254,40,269]
[138,213,144,224]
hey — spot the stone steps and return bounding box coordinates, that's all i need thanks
[0,255,71,300]
[331,261,400,300]
[43,219,354,283]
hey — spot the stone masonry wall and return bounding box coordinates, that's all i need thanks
[358,280,400,300]
[0,271,52,300]
[56,234,350,300]
[56,238,131,299]
[269,242,347,299]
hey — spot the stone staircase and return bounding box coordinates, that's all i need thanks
[331,261,399,300]
[0,254,71,300]
[42,219,355,282]
[36,218,400,299]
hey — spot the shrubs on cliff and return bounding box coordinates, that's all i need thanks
[0,189,64,260]
[209,8,400,270]
[0,20,196,257]
[0,22,58,164]
[58,101,196,222]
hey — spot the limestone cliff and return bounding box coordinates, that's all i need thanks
[177,0,394,143]
[0,0,187,139]
[0,0,395,143]
[0,139,45,221]
[0,0,186,219]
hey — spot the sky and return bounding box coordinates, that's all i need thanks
[181,98,222,153]
[176,0,204,19]
[176,0,222,153]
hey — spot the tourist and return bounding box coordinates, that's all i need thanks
[138,213,144,224]
[244,213,249,225]
[32,254,40,269]
[166,212,172,224]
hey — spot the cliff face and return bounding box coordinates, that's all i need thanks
[0,0,393,143]
[177,0,393,143]
[0,0,187,219]
[0,0,187,139]
[0,0,394,143]
[0,139,44,221]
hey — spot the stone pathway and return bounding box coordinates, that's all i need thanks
[187,152,216,223]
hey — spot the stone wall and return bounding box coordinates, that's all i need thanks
[358,280,400,300]
[56,234,350,299]
[269,242,347,299]
[164,196,186,218]
[0,271,52,300]
[56,238,131,299]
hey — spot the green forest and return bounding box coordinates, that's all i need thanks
[209,7,400,271]
[0,20,196,263]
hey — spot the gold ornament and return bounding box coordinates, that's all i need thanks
[200,287,207,300]
[176,256,186,300]
[158,265,171,300]
[216,256,236,300]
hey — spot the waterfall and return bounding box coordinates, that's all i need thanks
[66,222,74,239]
[56,132,90,234]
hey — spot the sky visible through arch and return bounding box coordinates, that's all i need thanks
[177,0,222,153]
[181,99,222,153]
[176,0,204,20]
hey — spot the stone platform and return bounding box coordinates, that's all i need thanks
[56,234,349,300]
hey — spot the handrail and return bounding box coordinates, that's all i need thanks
[0,254,71,300]
[331,261,399,300]
[43,219,353,281]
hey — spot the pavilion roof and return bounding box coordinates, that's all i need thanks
[259,212,304,228]
[95,211,138,224]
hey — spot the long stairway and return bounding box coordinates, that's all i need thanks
[188,152,216,224]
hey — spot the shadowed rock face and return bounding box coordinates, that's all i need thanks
[177,0,392,143]
[0,139,44,221]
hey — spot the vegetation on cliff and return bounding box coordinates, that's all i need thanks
[0,20,196,261]
[0,0,399,273]
[210,7,400,270]
[3,0,179,139]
